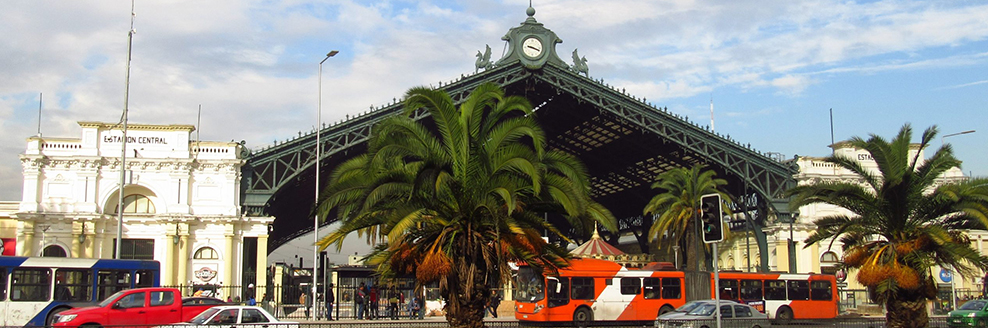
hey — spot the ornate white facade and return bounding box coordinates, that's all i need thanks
[13,122,273,289]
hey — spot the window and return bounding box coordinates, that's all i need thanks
[765,280,786,300]
[117,292,145,308]
[734,305,753,317]
[150,291,175,306]
[661,278,681,299]
[719,279,738,300]
[115,194,156,214]
[571,277,595,300]
[194,247,219,259]
[113,239,155,260]
[11,268,51,301]
[55,269,92,301]
[0,268,7,301]
[739,279,762,300]
[214,309,239,324]
[547,277,569,308]
[720,305,734,318]
[810,280,832,300]
[42,245,67,257]
[135,270,154,288]
[787,280,810,301]
[620,278,640,295]
[643,278,661,299]
[98,270,132,301]
[242,308,268,323]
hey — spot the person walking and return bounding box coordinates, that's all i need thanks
[356,282,368,320]
[299,292,309,318]
[487,291,501,318]
[325,283,335,321]
[388,288,399,320]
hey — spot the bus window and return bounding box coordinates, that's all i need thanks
[0,268,7,301]
[765,280,786,300]
[516,267,545,303]
[661,278,681,299]
[719,279,738,300]
[643,278,660,299]
[787,280,810,300]
[56,269,92,301]
[571,277,594,300]
[547,277,569,308]
[739,279,762,300]
[11,268,51,301]
[620,278,640,295]
[135,270,154,288]
[810,280,832,300]
[98,270,132,301]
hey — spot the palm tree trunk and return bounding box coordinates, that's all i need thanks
[886,297,930,328]
[686,221,699,272]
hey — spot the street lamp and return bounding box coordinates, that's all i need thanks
[314,50,338,321]
[941,130,975,146]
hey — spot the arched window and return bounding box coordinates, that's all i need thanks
[114,194,156,214]
[194,247,218,260]
[43,245,67,257]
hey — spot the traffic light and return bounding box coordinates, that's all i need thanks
[699,194,724,243]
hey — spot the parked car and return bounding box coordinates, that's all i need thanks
[658,300,739,319]
[157,306,299,328]
[655,300,769,328]
[948,299,988,327]
[54,287,223,327]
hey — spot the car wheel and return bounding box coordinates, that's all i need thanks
[80,324,102,328]
[573,307,593,328]
[46,307,70,327]
[659,305,675,315]
[775,306,793,325]
[752,325,762,328]
[979,319,986,327]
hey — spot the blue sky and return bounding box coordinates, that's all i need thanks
[1,0,987,202]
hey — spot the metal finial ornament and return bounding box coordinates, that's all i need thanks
[527,1,535,17]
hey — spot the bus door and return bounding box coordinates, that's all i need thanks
[601,277,640,320]
[0,268,7,326]
[9,267,52,326]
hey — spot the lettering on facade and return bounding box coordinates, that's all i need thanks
[102,135,169,145]
[857,153,874,161]
[194,267,217,282]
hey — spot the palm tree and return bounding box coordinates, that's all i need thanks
[644,164,730,271]
[789,124,988,328]
[315,82,617,328]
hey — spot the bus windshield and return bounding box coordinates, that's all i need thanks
[516,266,545,303]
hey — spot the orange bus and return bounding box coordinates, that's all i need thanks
[716,271,838,321]
[514,259,838,326]
[515,258,687,326]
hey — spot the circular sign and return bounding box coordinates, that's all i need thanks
[835,269,847,283]
[940,268,953,283]
[195,267,217,282]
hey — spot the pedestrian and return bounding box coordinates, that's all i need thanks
[356,282,368,320]
[247,296,256,306]
[325,283,335,321]
[487,291,501,318]
[417,293,426,319]
[369,286,379,319]
[409,295,420,319]
[299,292,310,318]
[388,288,399,320]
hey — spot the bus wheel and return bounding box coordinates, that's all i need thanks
[658,305,674,315]
[573,307,593,328]
[775,306,794,324]
[45,307,69,327]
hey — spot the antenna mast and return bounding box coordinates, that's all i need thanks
[116,0,136,259]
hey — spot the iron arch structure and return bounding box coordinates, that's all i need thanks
[242,9,798,271]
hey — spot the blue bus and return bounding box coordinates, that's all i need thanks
[0,256,160,327]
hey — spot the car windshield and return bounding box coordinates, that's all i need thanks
[687,303,717,316]
[675,301,705,313]
[960,300,988,311]
[190,308,222,324]
[97,290,129,308]
[516,266,546,303]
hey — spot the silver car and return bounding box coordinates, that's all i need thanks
[156,306,299,328]
[655,300,769,328]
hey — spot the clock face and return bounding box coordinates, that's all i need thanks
[522,37,543,58]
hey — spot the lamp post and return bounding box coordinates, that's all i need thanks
[314,50,339,321]
[941,130,975,146]
[672,245,680,269]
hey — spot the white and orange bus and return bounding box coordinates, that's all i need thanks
[716,271,838,321]
[514,258,838,326]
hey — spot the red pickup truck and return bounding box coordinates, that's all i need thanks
[53,287,224,327]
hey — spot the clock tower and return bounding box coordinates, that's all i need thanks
[495,6,567,70]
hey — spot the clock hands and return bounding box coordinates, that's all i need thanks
[527,45,541,51]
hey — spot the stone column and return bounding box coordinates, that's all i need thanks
[72,221,83,257]
[18,221,35,257]
[164,224,177,285]
[776,236,789,272]
[177,223,190,288]
[256,234,268,292]
[224,231,235,288]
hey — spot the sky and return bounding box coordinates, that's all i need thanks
[1,0,987,252]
